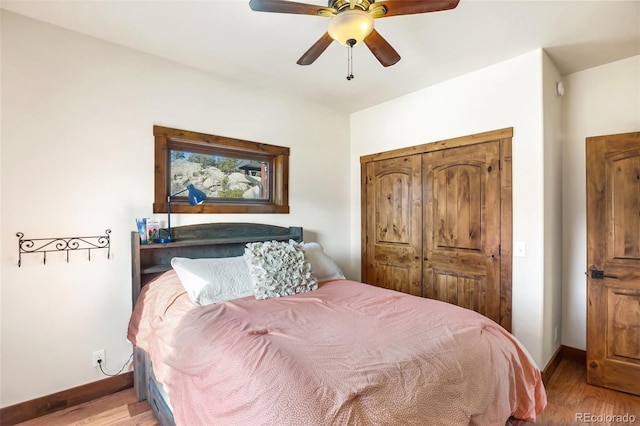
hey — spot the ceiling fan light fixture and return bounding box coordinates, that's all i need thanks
[327,9,374,47]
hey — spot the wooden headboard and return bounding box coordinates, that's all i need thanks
[130,222,303,306]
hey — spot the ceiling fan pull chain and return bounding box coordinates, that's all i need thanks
[346,38,355,81]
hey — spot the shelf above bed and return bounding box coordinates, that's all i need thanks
[139,234,301,250]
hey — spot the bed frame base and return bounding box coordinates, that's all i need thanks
[134,346,175,426]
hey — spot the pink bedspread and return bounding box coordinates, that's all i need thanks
[128,271,546,425]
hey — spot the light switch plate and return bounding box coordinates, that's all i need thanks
[514,241,526,257]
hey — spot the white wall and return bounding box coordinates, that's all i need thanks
[542,51,563,364]
[561,55,640,351]
[0,11,351,407]
[350,50,548,367]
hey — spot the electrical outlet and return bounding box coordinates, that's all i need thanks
[92,349,105,368]
[554,327,558,343]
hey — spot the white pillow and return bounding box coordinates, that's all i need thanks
[244,240,318,300]
[302,242,346,283]
[171,256,253,306]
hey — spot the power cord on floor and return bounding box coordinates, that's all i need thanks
[98,352,134,377]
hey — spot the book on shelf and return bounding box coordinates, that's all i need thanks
[135,218,148,244]
[146,218,160,243]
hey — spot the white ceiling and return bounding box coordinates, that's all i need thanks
[2,0,639,112]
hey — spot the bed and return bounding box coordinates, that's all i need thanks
[127,223,546,425]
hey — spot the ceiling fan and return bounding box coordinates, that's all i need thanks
[249,0,460,72]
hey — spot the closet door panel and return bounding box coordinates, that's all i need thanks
[432,271,487,315]
[363,155,422,296]
[423,141,501,323]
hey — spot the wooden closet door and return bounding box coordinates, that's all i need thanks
[422,141,501,323]
[362,155,423,296]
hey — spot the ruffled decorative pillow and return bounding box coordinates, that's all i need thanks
[244,240,318,300]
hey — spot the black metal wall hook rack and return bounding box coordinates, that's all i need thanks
[16,229,111,267]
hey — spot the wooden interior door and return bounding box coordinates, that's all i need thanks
[422,141,502,323]
[362,155,422,296]
[586,131,640,396]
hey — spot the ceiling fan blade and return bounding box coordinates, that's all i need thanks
[297,32,334,65]
[374,0,460,18]
[363,29,401,67]
[249,0,332,16]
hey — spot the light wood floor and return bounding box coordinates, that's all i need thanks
[14,389,157,426]
[533,358,640,425]
[15,358,640,425]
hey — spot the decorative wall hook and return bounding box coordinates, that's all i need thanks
[16,229,111,267]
